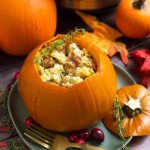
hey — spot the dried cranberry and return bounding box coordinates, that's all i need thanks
[90,128,104,142]
[24,117,35,128]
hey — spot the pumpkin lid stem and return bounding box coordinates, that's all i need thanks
[133,0,145,9]
[122,97,142,118]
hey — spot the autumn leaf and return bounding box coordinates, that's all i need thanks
[76,11,129,65]
[131,49,149,65]
[94,31,128,65]
[74,32,128,65]
[131,49,150,87]
[76,11,123,40]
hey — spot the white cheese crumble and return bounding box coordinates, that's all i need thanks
[69,43,83,57]
[75,66,94,78]
[125,97,142,110]
[49,64,64,74]
[51,51,67,64]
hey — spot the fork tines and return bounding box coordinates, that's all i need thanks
[24,124,56,149]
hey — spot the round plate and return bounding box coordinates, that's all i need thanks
[7,64,135,150]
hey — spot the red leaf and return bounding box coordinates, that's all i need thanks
[142,75,150,87]
[139,55,150,75]
[131,49,149,65]
[131,49,150,87]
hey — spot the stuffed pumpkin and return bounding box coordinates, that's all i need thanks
[18,29,117,132]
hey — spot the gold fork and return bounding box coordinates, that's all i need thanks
[24,124,104,150]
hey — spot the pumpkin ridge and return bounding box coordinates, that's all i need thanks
[85,79,99,120]
[128,118,134,136]
[142,110,150,119]
[74,86,83,120]
[91,77,107,119]
[134,116,142,135]
[136,114,148,135]
[34,88,40,124]
[96,73,110,114]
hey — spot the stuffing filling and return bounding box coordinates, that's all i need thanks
[35,40,97,87]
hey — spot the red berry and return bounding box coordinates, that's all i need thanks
[7,83,13,91]
[24,117,35,128]
[76,138,86,145]
[78,130,90,142]
[68,133,78,143]
[12,71,20,82]
[90,128,104,142]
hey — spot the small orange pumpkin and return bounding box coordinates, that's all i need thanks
[0,0,57,55]
[18,32,117,132]
[115,0,150,39]
[103,84,150,137]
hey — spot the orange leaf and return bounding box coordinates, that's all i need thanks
[76,11,129,65]
[74,32,128,65]
[108,41,128,65]
[76,11,123,40]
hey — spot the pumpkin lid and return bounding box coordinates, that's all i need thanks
[103,84,150,137]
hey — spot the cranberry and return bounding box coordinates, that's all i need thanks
[7,83,13,91]
[12,71,20,82]
[90,128,104,142]
[68,133,78,143]
[24,117,35,128]
[78,130,90,142]
[76,138,86,145]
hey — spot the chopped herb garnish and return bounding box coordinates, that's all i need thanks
[0,88,7,104]
[34,57,41,64]
[9,139,27,150]
[34,28,86,64]
[121,146,130,150]
[39,47,49,58]
[0,88,14,131]
[63,27,86,43]
[50,40,64,49]
[113,93,126,139]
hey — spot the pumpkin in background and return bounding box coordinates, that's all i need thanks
[103,84,150,137]
[0,0,57,55]
[115,0,150,39]
[18,32,117,132]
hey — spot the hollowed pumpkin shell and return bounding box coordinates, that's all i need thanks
[18,33,117,132]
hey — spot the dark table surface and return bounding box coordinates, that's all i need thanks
[0,5,150,150]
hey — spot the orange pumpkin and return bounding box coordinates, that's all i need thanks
[103,84,150,137]
[115,0,150,39]
[18,32,117,132]
[0,0,57,55]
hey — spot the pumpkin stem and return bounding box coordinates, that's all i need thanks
[133,0,145,9]
[122,97,142,118]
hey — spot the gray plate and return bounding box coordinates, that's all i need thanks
[8,64,135,150]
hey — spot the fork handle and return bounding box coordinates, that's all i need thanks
[53,142,104,150]
[52,135,104,150]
